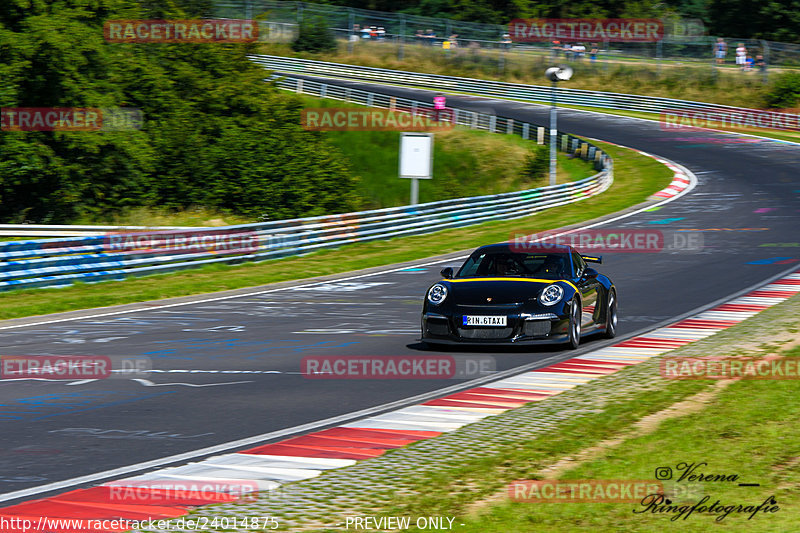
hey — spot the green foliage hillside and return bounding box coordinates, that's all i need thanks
[0,0,357,223]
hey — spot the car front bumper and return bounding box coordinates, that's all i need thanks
[421,311,571,345]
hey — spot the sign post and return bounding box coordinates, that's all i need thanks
[399,132,433,205]
[544,66,573,187]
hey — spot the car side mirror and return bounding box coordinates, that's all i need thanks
[440,267,454,279]
[583,267,598,279]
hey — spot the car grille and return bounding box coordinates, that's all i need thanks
[457,327,513,340]
[523,320,551,337]
[456,303,521,310]
[426,320,450,336]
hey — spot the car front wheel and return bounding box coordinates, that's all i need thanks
[567,298,581,349]
[603,289,618,339]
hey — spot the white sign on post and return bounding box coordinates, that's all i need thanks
[399,132,433,205]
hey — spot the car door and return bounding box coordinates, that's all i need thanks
[572,251,599,326]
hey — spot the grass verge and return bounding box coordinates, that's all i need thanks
[299,96,595,208]
[0,140,670,320]
[380,293,800,532]
[71,206,254,227]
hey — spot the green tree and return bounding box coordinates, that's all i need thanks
[522,145,548,182]
[708,0,800,42]
[292,16,338,53]
[0,0,357,222]
[764,72,800,108]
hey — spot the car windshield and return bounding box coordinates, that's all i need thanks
[456,252,570,279]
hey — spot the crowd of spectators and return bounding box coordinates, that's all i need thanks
[551,41,597,62]
[715,39,766,73]
[352,24,387,41]
[350,24,518,51]
[347,25,767,75]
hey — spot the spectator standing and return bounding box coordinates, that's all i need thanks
[551,40,561,59]
[755,54,766,73]
[590,43,598,64]
[736,42,747,71]
[501,33,512,50]
[361,25,371,39]
[377,27,385,41]
[448,34,459,48]
[563,42,573,61]
[714,38,727,65]
[573,42,585,60]
[745,55,754,71]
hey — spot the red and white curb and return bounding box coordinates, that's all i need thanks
[584,139,694,202]
[2,269,798,531]
[650,158,691,199]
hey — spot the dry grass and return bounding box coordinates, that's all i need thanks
[262,41,774,109]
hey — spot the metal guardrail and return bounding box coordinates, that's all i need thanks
[0,82,611,292]
[251,54,795,118]
[0,224,202,238]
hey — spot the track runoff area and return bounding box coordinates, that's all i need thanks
[0,73,798,530]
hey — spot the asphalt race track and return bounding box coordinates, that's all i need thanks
[1,75,798,503]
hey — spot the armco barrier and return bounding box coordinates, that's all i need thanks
[0,82,611,292]
[0,224,200,238]
[251,54,797,119]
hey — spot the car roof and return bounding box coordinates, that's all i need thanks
[473,242,574,254]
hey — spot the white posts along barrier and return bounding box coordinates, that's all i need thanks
[0,81,611,292]
[250,54,785,117]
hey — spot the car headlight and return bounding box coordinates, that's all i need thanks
[539,284,564,306]
[427,283,448,305]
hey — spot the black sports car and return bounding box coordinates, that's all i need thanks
[421,243,617,348]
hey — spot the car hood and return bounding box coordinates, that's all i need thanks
[446,278,566,305]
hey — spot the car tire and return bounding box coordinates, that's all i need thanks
[567,298,581,349]
[603,289,618,339]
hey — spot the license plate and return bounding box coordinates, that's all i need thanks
[463,315,507,326]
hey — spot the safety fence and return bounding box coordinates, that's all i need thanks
[0,81,611,291]
[215,0,799,68]
[252,54,795,117]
